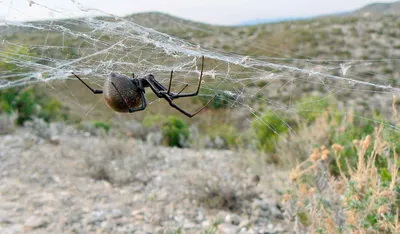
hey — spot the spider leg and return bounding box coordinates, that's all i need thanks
[144,75,167,98]
[164,94,216,118]
[111,82,147,113]
[147,76,187,98]
[177,84,189,95]
[169,55,205,99]
[72,73,103,94]
[167,70,173,94]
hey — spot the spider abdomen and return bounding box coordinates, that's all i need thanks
[104,73,142,112]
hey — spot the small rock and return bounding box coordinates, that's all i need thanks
[49,136,60,145]
[225,214,241,225]
[134,214,144,220]
[274,224,285,232]
[131,209,143,216]
[118,223,138,233]
[214,136,226,149]
[260,202,270,211]
[0,217,13,224]
[7,224,24,233]
[202,220,210,227]
[90,210,105,223]
[146,132,163,146]
[196,209,205,222]
[239,219,250,229]
[142,224,155,233]
[24,216,48,229]
[110,209,123,219]
[183,220,196,229]
[259,209,272,218]
[217,223,239,234]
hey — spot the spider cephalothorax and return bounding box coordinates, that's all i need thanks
[72,56,215,117]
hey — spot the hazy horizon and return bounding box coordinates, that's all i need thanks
[0,0,396,25]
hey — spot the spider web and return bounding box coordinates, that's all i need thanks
[1,0,400,139]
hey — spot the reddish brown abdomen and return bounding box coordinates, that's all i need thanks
[104,73,142,112]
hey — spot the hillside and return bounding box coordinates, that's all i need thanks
[1,3,400,234]
[1,8,400,128]
[353,0,400,16]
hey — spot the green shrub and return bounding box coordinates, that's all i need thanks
[38,97,63,122]
[327,111,397,177]
[297,95,330,123]
[198,91,238,109]
[93,121,111,133]
[331,27,343,35]
[0,45,63,124]
[286,127,400,233]
[0,46,32,72]
[0,87,62,125]
[329,120,376,176]
[142,114,164,128]
[162,116,190,148]
[208,124,239,149]
[252,110,293,152]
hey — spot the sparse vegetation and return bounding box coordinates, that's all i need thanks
[0,112,18,134]
[162,116,190,148]
[0,4,399,233]
[286,126,400,233]
[0,87,63,125]
[188,168,259,211]
[93,121,111,133]
[252,110,293,153]
[82,138,154,185]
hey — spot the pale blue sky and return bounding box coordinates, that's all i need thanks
[0,0,393,25]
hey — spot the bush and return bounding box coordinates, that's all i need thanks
[81,138,154,185]
[162,116,190,148]
[329,116,376,176]
[285,126,400,233]
[252,110,293,153]
[37,97,63,123]
[0,45,63,124]
[198,90,240,109]
[93,121,111,133]
[0,112,18,135]
[208,124,239,149]
[0,46,32,72]
[188,168,259,212]
[0,87,63,125]
[297,95,330,123]
[142,114,164,128]
[1,87,37,124]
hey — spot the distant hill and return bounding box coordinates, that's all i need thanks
[239,1,400,26]
[352,0,400,16]
[238,16,314,26]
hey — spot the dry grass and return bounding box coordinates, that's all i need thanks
[187,167,260,212]
[0,113,17,135]
[285,125,400,233]
[276,112,331,166]
[81,138,156,185]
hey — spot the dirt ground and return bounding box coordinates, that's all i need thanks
[0,125,291,234]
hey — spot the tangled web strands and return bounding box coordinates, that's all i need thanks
[1,9,400,137]
[0,15,399,94]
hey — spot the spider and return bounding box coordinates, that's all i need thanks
[71,56,216,118]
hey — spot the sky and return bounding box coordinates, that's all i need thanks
[0,0,394,25]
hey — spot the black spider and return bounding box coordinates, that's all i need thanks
[71,56,215,118]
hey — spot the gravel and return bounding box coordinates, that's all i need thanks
[0,127,290,233]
